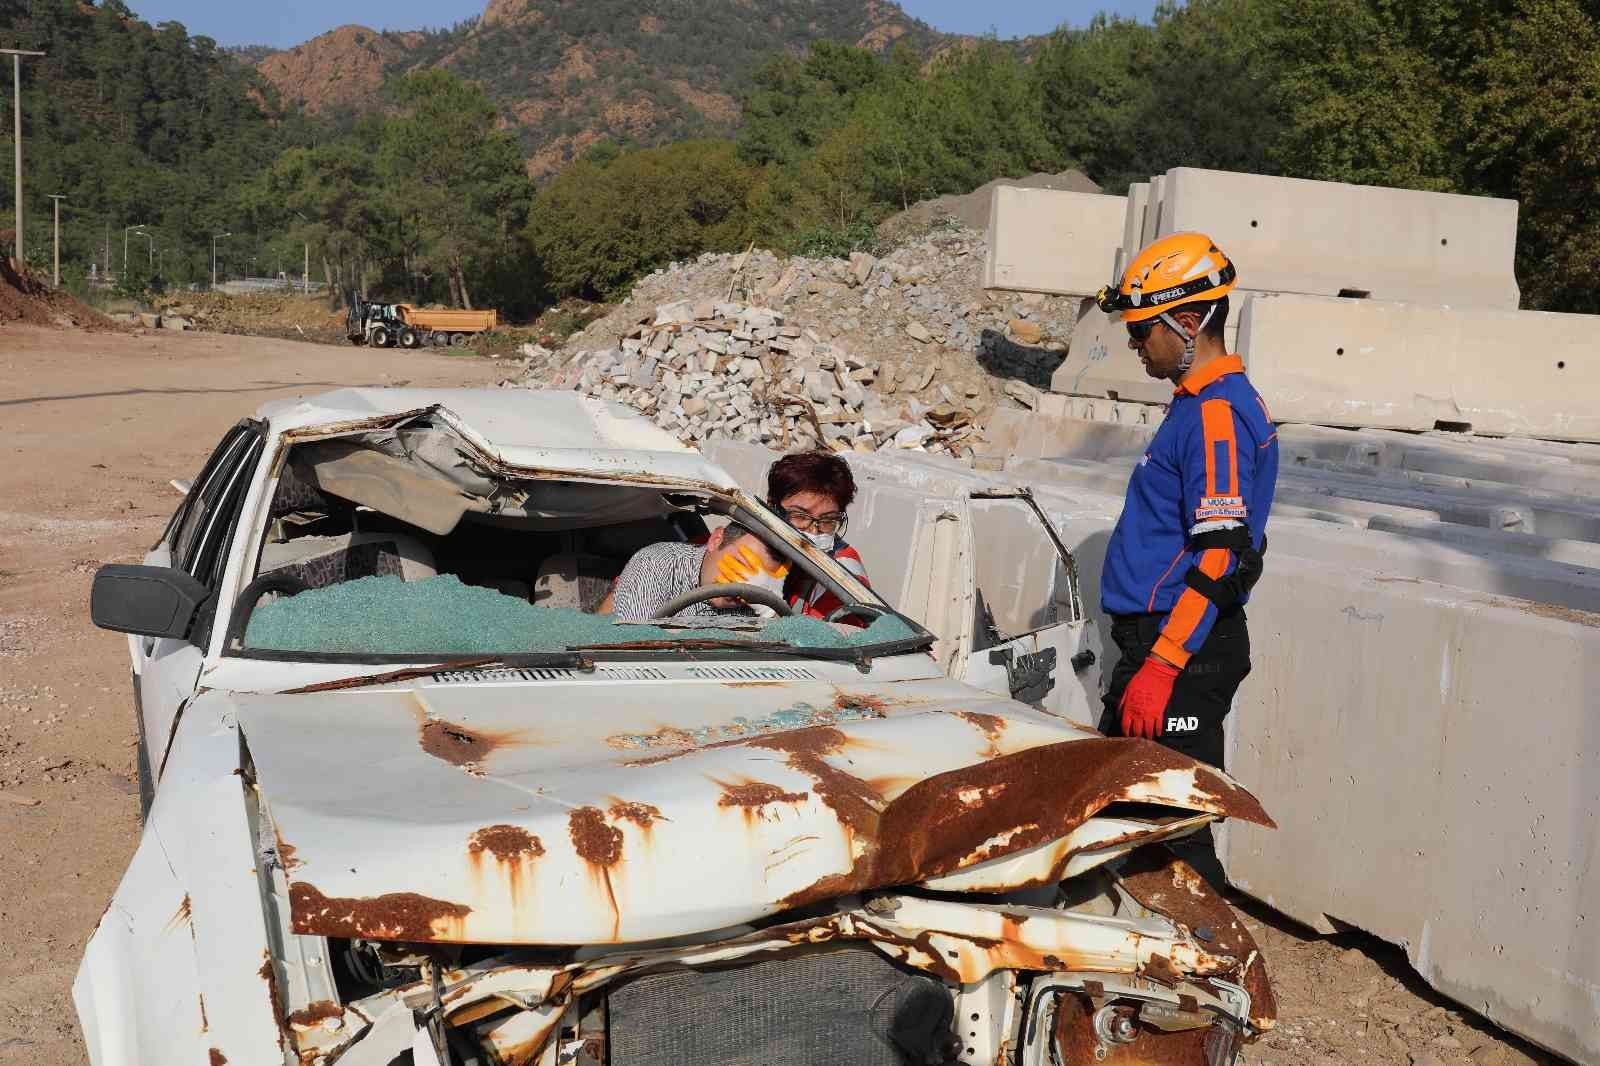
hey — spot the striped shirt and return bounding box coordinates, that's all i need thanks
[610,543,756,623]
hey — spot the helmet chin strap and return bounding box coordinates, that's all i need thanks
[1158,303,1218,378]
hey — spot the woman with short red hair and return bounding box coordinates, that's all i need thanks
[766,451,872,620]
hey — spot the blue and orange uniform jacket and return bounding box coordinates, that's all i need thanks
[1101,355,1279,668]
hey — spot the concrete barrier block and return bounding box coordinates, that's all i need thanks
[984,187,1127,296]
[1223,561,1600,1065]
[1239,293,1600,442]
[1143,174,1166,248]
[1117,182,1149,282]
[1159,167,1521,308]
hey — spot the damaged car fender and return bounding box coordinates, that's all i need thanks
[74,694,284,1066]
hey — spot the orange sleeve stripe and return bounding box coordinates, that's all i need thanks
[1199,547,1232,580]
[1155,548,1232,666]
[1200,398,1239,498]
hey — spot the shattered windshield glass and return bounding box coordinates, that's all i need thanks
[244,574,916,655]
[238,415,926,660]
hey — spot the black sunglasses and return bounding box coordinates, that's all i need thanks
[1126,318,1159,342]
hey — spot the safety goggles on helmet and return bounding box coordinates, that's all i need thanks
[1097,262,1235,318]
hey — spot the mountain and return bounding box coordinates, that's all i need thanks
[254,0,947,178]
[255,25,426,117]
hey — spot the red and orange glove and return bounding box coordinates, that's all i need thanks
[1119,655,1181,739]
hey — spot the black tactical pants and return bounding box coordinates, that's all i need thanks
[1097,608,1251,887]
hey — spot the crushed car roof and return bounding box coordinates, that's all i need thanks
[254,388,737,489]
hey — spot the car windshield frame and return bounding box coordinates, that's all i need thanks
[223,441,936,668]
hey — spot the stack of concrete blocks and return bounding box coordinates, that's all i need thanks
[987,166,1599,442]
[707,431,1600,1064]
[976,168,1600,1061]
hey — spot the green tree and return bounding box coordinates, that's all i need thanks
[382,70,530,309]
[1463,0,1600,311]
[1258,0,1454,190]
[1032,15,1160,190]
[737,42,890,166]
[527,140,760,299]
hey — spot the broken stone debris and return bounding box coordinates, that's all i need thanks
[495,225,1088,456]
[502,300,991,457]
[106,311,191,330]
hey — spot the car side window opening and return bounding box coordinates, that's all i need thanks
[192,434,265,592]
[969,497,1078,649]
[167,425,253,571]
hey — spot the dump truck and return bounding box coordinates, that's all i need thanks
[345,290,497,348]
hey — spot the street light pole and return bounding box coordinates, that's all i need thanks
[292,211,311,295]
[211,231,230,289]
[47,193,63,287]
[123,223,146,278]
[3,49,46,270]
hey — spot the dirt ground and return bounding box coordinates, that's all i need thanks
[0,326,1556,1065]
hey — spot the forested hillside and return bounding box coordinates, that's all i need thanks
[0,0,317,291]
[256,0,943,177]
[526,0,1600,315]
[2,0,1597,319]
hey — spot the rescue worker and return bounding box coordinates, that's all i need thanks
[1094,232,1279,887]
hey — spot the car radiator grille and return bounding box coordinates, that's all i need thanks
[605,946,954,1066]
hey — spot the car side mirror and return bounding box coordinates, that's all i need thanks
[91,564,210,640]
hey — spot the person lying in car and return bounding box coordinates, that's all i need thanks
[604,520,792,622]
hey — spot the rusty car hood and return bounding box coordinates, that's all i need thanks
[233,674,1271,946]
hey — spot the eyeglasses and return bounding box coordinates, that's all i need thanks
[780,507,848,535]
[1126,318,1159,342]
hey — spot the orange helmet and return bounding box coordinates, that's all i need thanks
[1096,232,1237,324]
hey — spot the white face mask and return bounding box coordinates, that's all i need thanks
[804,530,836,552]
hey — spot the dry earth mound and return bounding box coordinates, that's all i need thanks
[0,255,117,331]
[878,169,1102,238]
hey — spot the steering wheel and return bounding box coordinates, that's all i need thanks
[225,571,310,649]
[825,603,890,626]
[653,582,797,619]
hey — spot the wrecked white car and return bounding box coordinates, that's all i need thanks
[78,389,1276,1066]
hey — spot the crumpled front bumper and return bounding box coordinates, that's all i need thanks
[300,856,1274,1066]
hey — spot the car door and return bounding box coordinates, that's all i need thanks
[132,423,265,800]
[956,489,1105,727]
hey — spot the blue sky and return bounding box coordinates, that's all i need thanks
[128,1,1163,49]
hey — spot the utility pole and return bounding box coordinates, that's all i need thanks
[47,193,62,286]
[3,49,46,270]
[211,231,229,289]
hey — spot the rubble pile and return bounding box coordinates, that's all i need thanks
[502,225,1084,455]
